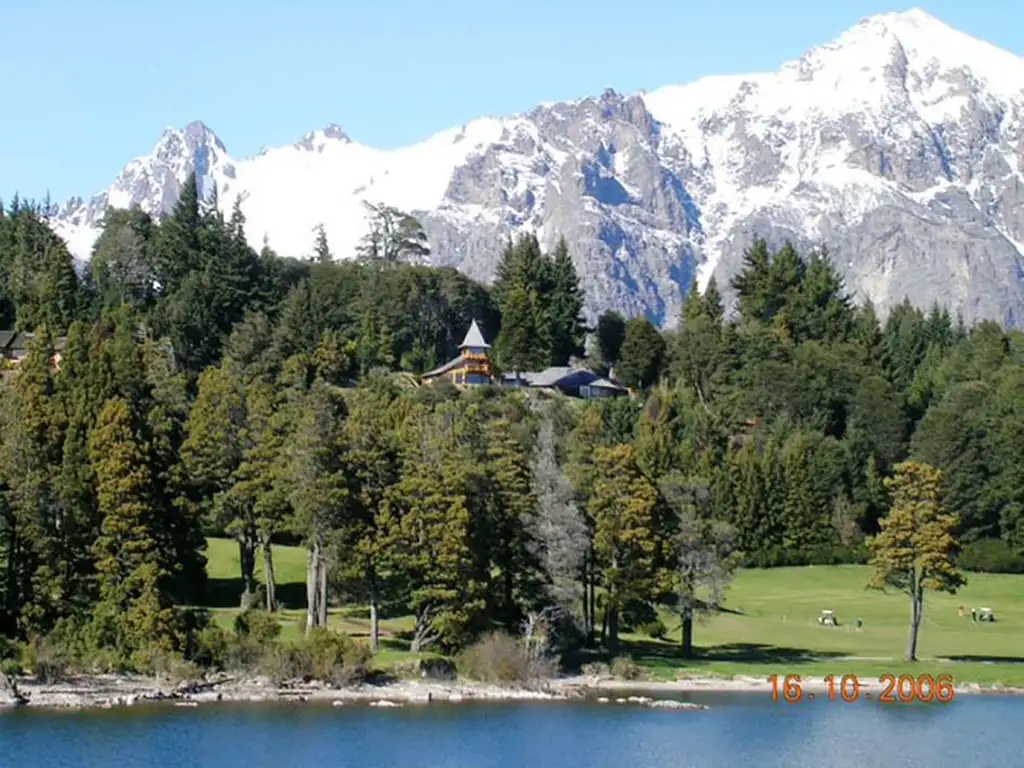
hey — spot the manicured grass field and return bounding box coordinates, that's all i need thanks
[202,538,1024,685]
[616,565,1024,686]
[203,537,415,650]
[204,537,307,588]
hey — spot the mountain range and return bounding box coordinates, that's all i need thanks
[53,8,1024,328]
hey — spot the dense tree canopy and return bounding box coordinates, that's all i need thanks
[1,180,1022,675]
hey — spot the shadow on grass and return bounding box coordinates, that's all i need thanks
[946,654,1024,664]
[379,637,411,652]
[202,578,306,610]
[564,639,847,672]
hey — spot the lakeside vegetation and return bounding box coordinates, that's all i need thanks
[2,175,1024,691]
[202,538,1024,687]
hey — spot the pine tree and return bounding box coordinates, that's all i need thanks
[226,380,290,612]
[594,310,626,373]
[547,237,586,365]
[616,317,666,390]
[179,359,252,604]
[492,233,555,369]
[495,286,547,373]
[380,449,485,652]
[338,387,402,649]
[284,379,351,633]
[482,416,541,628]
[588,443,662,649]
[89,397,178,659]
[143,338,206,605]
[151,173,202,294]
[5,329,68,632]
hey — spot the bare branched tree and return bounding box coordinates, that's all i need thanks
[528,419,588,625]
[518,607,560,683]
[662,477,739,658]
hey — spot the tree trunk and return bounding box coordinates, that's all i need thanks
[600,601,608,647]
[262,537,277,613]
[238,534,257,609]
[317,542,328,628]
[681,606,694,658]
[606,603,619,651]
[305,537,322,634]
[410,607,435,653]
[588,563,596,645]
[906,591,922,662]
[581,578,589,646]
[3,522,19,629]
[368,569,380,652]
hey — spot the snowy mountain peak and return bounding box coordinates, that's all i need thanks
[322,123,349,141]
[156,120,227,155]
[294,123,352,151]
[805,8,1024,100]
[52,11,1024,328]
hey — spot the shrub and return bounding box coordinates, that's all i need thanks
[233,610,282,645]
[640,619,667,640]
[261,630,370,686]
[610,656,643,681]
[1,658,22,677]
[958,539,1024,574]
[24,638,71,683]
[457,631,557,684]
[580,661,610,678]
[619,600,657,633]
[145,650,202,684]
[191,626,231,670]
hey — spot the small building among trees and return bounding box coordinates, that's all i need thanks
[0,330,67,372]
[420,320,494,386]
[499,367,627,399]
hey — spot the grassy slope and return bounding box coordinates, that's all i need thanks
[203,538,1024,685]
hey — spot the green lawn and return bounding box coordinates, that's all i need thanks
[202,538,1024,685]
[203,537,415,650]
[612,565,1024,686]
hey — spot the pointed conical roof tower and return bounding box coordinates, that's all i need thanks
[459,319,490,350]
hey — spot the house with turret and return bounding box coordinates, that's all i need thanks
[420,320,494,386]
[420,320,628,399]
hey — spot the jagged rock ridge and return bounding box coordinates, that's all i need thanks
[54,8,1024,327]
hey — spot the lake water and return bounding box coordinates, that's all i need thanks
[2,692,1019,768]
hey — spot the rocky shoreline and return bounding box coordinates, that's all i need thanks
[0,672,1016,712]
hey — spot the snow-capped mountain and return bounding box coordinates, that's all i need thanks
[54,8,1024,327]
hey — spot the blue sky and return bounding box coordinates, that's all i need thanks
[1,0,1020,202]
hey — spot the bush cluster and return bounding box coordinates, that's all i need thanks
[1,609,371,688]
[456,631,557,684]
[743,544,870,568]
[958,539,1024,574]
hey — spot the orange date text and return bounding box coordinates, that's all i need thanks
[768,674,955,704]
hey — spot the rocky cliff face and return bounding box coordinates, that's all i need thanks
[53,9,1024,327]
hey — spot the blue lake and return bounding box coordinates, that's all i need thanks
[2,692,1019,768]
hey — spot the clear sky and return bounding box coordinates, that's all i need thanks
[1,0,1021,202]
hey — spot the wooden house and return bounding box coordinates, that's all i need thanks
[420,320,494,386]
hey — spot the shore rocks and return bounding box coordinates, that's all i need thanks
[648,700,709,710]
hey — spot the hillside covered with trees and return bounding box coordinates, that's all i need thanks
[1,175,1023,676]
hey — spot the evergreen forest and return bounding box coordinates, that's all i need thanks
[1,175,1023,676]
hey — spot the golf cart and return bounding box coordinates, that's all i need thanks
[817,610,839,627]
[979,607,996,622]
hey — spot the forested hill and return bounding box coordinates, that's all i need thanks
[1,173,1022,672]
